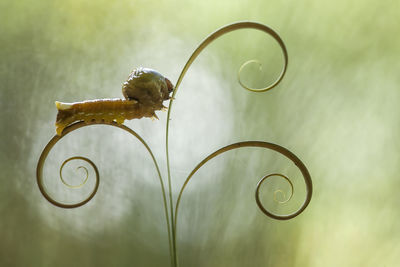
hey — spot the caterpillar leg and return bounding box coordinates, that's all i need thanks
[151,113,159,121]
[56,120,71,136]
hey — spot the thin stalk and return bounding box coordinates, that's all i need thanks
[165,21,289,266]
[36,121,175,266]
[165,125,177,267]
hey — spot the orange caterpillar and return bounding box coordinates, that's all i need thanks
[55,67,174,135]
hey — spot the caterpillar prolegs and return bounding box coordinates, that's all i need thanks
[55,67,174,135]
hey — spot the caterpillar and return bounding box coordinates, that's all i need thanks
[55,67,174,135]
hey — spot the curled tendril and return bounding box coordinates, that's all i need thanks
[168,21,288,102]
[174,141,313,232]
[36,121,174,263]
[256,173,294,217]
[238,59,287,92]
[36,121,169,216]
[36,136,100,209]
[59,157,90,189]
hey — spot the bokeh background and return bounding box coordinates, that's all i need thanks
[1,0,399,266]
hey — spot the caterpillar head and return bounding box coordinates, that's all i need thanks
[122,67,174,109]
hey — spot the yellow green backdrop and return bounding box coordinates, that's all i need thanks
[1,0,399,266]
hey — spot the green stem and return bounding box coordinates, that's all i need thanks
[166,126,177,267]
[36,121,175,266]
[165,21,288,266]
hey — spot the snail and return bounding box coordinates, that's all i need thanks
[55,67,174,135]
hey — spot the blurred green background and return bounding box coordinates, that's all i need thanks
[1,0,399,266]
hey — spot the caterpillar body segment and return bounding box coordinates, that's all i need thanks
[55,98,161,135]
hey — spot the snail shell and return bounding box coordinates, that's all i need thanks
[122,67,174,109]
